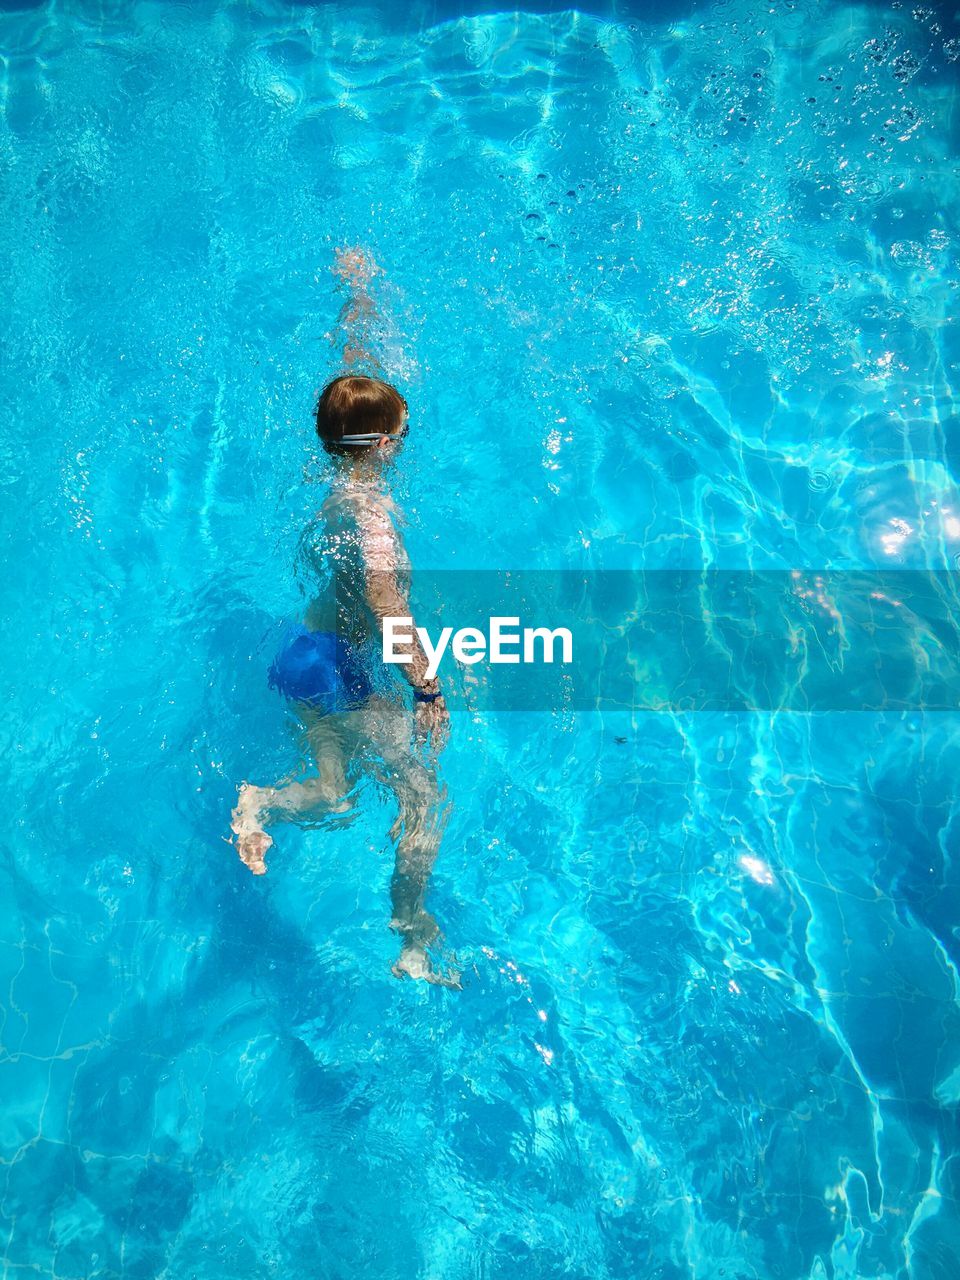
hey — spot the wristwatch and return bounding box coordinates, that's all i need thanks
[413,678,442,704]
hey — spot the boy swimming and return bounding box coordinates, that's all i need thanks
[230,246,455,987]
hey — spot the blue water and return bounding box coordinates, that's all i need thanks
[2,0,960,1276]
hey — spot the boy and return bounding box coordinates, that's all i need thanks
[230,247,455,986]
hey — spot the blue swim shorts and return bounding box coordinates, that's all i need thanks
[268,626,373,713]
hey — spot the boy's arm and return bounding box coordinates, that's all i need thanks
[356,498,449,744]
[366,572,438,693]
[357,499,438,691]
[333,246,384,371]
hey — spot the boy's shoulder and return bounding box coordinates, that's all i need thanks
[323,480,400,524]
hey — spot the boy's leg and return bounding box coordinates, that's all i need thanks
[231,712,353,875]
[362,698,457,986]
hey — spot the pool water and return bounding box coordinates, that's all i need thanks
[2,0,960,1276]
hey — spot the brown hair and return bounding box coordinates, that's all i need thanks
[315,375,407,445]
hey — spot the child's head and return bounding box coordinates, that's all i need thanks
[316,375,408,453]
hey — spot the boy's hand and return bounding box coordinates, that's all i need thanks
[415,695,449,753]
[334,245,380,288]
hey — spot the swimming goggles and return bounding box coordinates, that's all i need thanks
[336,425,409,447]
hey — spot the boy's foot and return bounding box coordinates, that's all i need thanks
[236,829,272,876]
[389,913,460,987]
[391,941,461,989]
[231,784,274,876]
